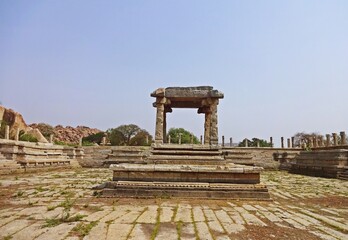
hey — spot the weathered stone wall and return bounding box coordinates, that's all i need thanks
[79,145,298,169]
[223,147,300,169]
[81,146,151,167]
[0,139,81,174]
[278,149,348,179]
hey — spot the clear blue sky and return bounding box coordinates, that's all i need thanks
[1,1,347,145]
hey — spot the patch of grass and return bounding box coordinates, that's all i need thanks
[150,207,161,240]
[47,205,56,211]
[3,235,13,240]
[176,220,183,240]
[171,204,179,222]
[15,176,19,180]
[28,200,34,206]
[126,207,148,239]
[51,174,64,178]
[71,221,98,238]
[42,218,62,228]
[35,186,46,192]
[15,190,24,198]
[59,190,75,198]
[191,208,199,240]
[88,205,103,212]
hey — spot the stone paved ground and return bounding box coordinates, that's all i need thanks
[0,168,347,240]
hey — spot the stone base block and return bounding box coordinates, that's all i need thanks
[111,163,262,184]
[100,181,270,200]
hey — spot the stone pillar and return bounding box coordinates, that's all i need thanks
[270,137,273,148]
[256,140,260,148]
[332,133,338,146]
[287,138,291,148]
[313,137,317,148]
[155,103,164,144]
[168,135,171,144]
[230,137,232,147]
[200,135,203,144]
[5,125,9,140]
[291,137,295,148]
[145,135,149,145]
[309,137,313,148]
[326,134,331,147]
[163,111,167,143]
[244,139,248,147]
[190,134,193,144]
[340,131,347,145]
[102,136,106,146]
[79,137,83,147]
[178,133,182,144]
[49,134,54,143]
[210,99,219,145]
[318,136,323,147]
[222,136,225,147]
[15,128,20,141]
[281,137,284,148]
[204,112,211,145]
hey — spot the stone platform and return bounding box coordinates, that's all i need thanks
[100,163,269,199]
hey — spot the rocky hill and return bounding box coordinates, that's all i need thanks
[29,123,102,144]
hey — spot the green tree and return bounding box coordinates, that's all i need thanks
[129,129,152,146]
[107,129,125,146]
[167,128,200,144]
[115,124,141,145]
[107,124,152,146]
[82,132,105,144]
[238,138,272,147]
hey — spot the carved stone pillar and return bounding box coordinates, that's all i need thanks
[230,137,232,147]
[340,131,346,145]
[5,126,9,140]
[222,136,225,147]
[200,135,203,144]
[291,137,295,148]
[210,99,219,145]
[270,137,273,148]
[49,134,54,143]
[287,138,291,148]
[281,137,284,148]
[163,111,167,143]
[155,103,164,144]
[309,137,313,148]
[313,137,317,148]
[332,133,338,146]
[204,112,211,145]
[15,128,20,141]
[326,134,331,147]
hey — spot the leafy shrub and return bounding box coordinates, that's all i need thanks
[19,133,38,142]
[82,132,105,144]
[167,128,200,144]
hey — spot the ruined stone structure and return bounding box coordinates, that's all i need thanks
[0,139,82,174]
[151,86,224,145]
[100,87,270,199]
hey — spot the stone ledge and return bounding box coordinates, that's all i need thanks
[110,163,263,173]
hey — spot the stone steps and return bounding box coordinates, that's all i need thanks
[152,150,221,155]
[337,167,348,180]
